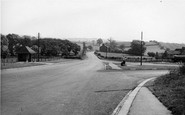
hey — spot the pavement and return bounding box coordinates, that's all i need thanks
[129,87,172,115]
[103,61,122,70]
[112,77,172,115]
[109,62,122,70]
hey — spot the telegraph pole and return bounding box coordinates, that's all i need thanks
[106,46,107,59]
[37,33,40,62]
[140,31,143,66]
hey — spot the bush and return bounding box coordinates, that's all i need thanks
[179,63,185,75]
[147,52,155,57]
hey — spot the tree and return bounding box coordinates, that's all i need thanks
[1,34,9,58]
[6,34,21,56]
[147,52,155,57]
[119,44,125,52]
[162,48,170,59]
[155,52,159,59]
[97,38,103,46]
[128,40,146,56]
[3,33,81,57]
[107,38,117,52]
[22,35,32,47]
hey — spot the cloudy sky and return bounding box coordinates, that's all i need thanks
[1,0,185,43]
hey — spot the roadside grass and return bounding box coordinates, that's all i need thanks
[45,58,77,63]
[1,62,44,69]
[148,64,185,115]
[114,62,178,70]
[1,58,80,70]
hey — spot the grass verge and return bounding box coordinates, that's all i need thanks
[148,64,185,115]
[114,62,178,70]
[1,62,44,69]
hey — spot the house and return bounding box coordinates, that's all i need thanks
[172,55,185,62]
[16,46,36,62]
[99,44,108,52]
[166,50,181,58]
[181,47,185,55]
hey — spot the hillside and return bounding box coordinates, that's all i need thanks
[159,42,185,50]
[145,45,165,55]
[77,40,185,56]
[115,41,185,55]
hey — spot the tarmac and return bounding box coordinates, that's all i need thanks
[109,62,172,115]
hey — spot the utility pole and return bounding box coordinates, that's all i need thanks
[105,43,108,59]
[37,33,40,62]
[140,31,143,66]
[106,46,107,59]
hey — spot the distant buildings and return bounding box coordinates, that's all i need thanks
[167,47,185,58]
[16,46,36,62]
[99,44,108,52]
[175,47,185,55]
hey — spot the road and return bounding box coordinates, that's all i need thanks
[1,52,168,115]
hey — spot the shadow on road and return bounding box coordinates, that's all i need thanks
[94,88,135,93]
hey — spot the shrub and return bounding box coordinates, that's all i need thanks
[152,65,185,115]
[179,63,185,75]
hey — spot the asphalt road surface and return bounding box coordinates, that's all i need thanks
[2,52,168,115]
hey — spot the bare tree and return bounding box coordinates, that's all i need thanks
[97,38,103,46]
[107,37,117,52]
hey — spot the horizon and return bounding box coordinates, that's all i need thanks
[1,0,185,44]
[1,33,185,44]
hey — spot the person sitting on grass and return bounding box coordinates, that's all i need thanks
[121,56,127,66]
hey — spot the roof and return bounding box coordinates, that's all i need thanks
[174,55,185,58]
[182,51,185,55]
[167,50,181,55]
[16,46,36,54]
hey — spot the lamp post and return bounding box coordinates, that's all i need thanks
[140,31,143,66]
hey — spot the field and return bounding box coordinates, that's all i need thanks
[116,41,185,54]
[159,42,185,50]
[145,45,165,55]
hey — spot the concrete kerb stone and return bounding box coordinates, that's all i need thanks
[106,65,112,70]
[112,91,132,115]
[112,77,156,115]
[103,62,112,70]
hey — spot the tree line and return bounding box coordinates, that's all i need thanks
[97,38,146,56]
[1,34,81,58]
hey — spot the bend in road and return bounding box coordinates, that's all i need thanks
[2,52,168,115]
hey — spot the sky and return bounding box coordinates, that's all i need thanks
[1,0,185,43]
